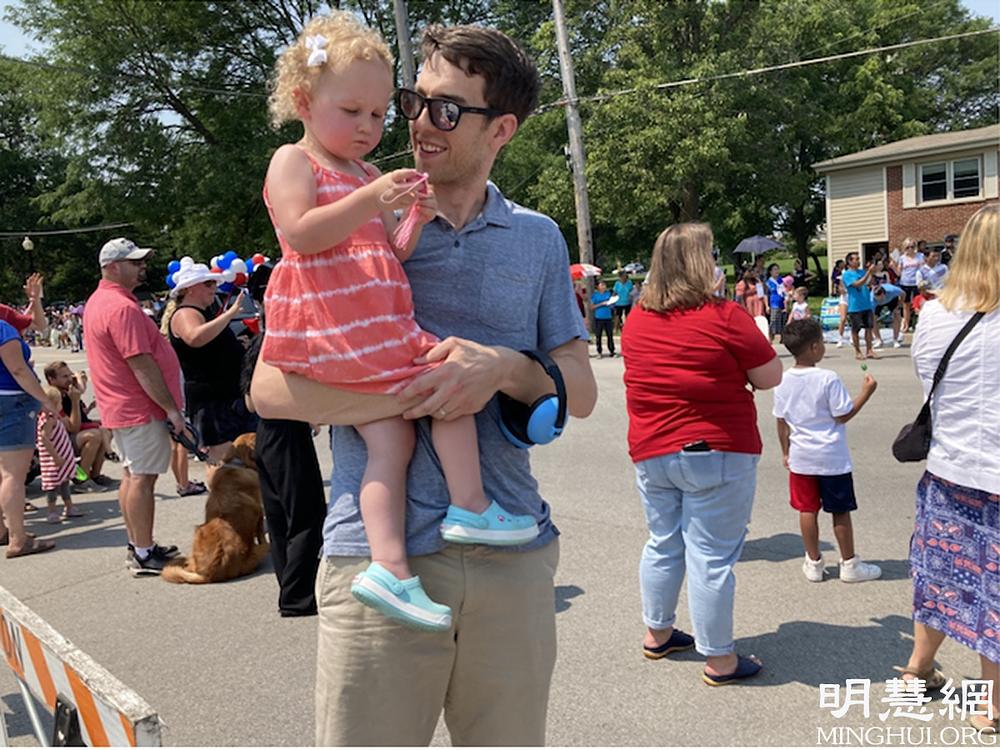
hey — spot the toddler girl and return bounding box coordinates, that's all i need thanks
[262,14,537,631]
[789,287,811,321]
[36,386,82,523]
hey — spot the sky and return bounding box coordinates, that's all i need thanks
[1,0,998,57]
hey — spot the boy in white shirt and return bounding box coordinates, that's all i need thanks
[772,319,882,583]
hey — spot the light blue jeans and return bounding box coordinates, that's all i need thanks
[635,450,759,657]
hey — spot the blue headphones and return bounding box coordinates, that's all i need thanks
[497,350,567,449]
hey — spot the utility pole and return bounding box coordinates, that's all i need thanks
[392,0,415,88]
[552,0,597,329]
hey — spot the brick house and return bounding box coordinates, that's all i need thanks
[814,124,999,271]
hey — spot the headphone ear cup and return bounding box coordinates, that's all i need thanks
[498,393,533,448]
[525,395,560,445]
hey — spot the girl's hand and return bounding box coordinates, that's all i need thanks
[412,186,438,226]
[370,169,425,209]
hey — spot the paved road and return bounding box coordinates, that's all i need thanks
[0,339,982,746]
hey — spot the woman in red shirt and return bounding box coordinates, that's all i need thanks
[622,222,781,686]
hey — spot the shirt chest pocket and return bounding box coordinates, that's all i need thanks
[477,272,535,335]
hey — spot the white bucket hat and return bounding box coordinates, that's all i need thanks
[171,263,218,297]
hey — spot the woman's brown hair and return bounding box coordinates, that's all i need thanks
[640,223,718,312]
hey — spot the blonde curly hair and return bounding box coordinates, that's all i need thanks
[268,12,393,129]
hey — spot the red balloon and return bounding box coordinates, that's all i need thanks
[252,253,266,265]
[211,267,222,274]
[234,273,248,286]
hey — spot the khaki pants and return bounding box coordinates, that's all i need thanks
[315,540,559,746]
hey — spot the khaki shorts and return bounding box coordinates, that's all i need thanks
[112,421,171,476]
[315,540,559,746]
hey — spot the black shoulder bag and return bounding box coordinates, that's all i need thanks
[892,311,985,463]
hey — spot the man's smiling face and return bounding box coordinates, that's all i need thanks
[410,53,495,188]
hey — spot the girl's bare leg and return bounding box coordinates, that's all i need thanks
[356,417,415,581]
[432,415,489,513]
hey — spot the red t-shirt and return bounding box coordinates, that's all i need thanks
[82,280,183,429]
[622,300,777,463]
[0,304,33,333]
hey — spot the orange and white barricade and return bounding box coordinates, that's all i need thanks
[0,584,163,746]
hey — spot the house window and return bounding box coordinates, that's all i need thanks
[920,163,947,202]
[919,157,982,203]
[953,158,981,198]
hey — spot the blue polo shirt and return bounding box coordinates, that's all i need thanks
[324,182,588,557]
[842,268,873,313]
[591,291,614,319]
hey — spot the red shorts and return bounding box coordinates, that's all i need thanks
[789,471,857,513]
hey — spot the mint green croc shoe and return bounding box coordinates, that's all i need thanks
[350,563,452,632]
[440,500,539,546]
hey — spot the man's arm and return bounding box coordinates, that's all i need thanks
[65,386,83,433]
[125,354,185,433]
[250,337,598,425]
[849,267,874,287]
[399,337,596,421]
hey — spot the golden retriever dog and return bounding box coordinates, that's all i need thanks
[162,433,270,584]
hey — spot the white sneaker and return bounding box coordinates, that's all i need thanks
[839,556,882,583]
[872,337,883,348]
[894,339,903,348]
[802,554,825,582]
[836,339,844,348]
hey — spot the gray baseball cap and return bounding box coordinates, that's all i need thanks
[99,237,154,267]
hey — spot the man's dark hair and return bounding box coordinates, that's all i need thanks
[43,361,68,384]
[420,25,540,125]
[782,318,823,358]
[845,252,859,264]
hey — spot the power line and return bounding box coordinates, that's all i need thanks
[798,0,953,60]
[0,222,133,238]
[535,27,1000,114]
[0,53,268,99]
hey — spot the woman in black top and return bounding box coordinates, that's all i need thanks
[168,264,256,465]
[791,257,815,290]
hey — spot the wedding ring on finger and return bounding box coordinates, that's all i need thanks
[437,408,448,419]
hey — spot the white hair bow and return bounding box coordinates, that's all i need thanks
[305,34,328,68]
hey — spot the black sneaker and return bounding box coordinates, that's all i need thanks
[91,474,117,487]
[127,549,166,577]
[126,542,179,560]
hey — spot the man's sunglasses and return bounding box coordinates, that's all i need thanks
[396,88,503,132]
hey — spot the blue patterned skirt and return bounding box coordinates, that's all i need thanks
[911,471,1000,663]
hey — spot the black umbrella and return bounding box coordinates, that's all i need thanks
[734,235,783,255]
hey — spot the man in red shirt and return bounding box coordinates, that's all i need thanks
[83,238,185,576]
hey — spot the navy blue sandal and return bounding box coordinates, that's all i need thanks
[702,655,763,686]
[642,629,695,660]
